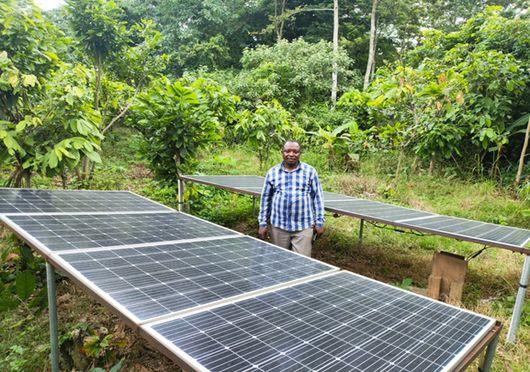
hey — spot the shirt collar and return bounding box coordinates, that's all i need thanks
[281,161,301,173]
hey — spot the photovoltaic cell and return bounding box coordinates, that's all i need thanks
[0,188,169,214]
[406,216,530,247]
[184,175,265,188]
[57,236,335,322]
[323,191,359,202]
[326,199,434,222]
[5,212,237,252]
[149,272,494,372]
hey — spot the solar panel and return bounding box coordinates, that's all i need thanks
[146,272,494,372]
[326,199,434,222]
[323,191,359,202]
[406,216,530,247]
[0,188,169,215]
[183,175,265,188]
[54,236,337,323]
[183,175,361,202]
[3,212,238,253]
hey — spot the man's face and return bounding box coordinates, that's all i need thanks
[282,142,301,166]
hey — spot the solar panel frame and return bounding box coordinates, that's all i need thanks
[0,188,172,215]
[142,271,497,372]
[52,235,338,325]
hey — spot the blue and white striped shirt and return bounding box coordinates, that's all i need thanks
[258,162,325,232]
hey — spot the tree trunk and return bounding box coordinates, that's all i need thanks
[61,172,68,189]
[370,32,378,81]
[94,57,102,111]
[411,156,419,174]
[275,0,287,41]
[23,171,30,188]
[14,168,23,188]
[395,148,404,179]
[515,116,530,186]
[429,156,435,176]
[491,145,503,179]
[331,0,339,104]
[363,0,378,90]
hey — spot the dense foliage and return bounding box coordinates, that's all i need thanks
[339,7,529,175]
[128,77,239,183]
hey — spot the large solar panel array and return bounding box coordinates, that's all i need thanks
[181,174,530,253]
[0,187,499,370]
[145,272,495,372]
[55,236,335,323]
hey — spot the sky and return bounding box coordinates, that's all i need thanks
[34,0,65,11]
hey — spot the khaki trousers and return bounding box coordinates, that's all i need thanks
[270,226,313,257]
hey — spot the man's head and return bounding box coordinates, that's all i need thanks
[282,140,301,167]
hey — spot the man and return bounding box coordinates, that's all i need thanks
[258,140,324,257]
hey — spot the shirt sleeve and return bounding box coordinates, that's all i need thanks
[311,170,325,227]
[258,171,274,227]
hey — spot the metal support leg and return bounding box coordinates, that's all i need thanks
[506,254,530,343]
[252,196,257,216]
[46,262,59,372]
[479,331,500,372]
[177,178,184,212]
[359,219,364,246]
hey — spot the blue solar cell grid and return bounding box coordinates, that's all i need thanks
[0,188,169,214]
[150,272,493,372]
[58,236,335,322]
[5,212,237,252]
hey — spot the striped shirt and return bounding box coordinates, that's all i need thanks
[258,161,324,232]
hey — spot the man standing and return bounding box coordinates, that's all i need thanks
[258,141,325,257]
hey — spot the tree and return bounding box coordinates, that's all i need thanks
[234,39,357,109]
[66,0,166,184]
[0,0,63,186]
[67,0,127,111]
[119,0,270,74]
[235,100,303,169]
[340,7,529,175]
[128,77,239,184]
[20,64,103,187]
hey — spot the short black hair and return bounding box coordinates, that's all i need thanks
[282,140,301,151]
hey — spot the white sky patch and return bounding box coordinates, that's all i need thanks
[34,0,65,11]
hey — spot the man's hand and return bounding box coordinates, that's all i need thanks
[258,226,268,240]
[314,226,324,236]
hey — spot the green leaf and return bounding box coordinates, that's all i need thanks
[7,71,19,88]
[110,358,125,372]
[85,151,102,163]
[15,271,36,300]
[48,151,58,168]
[21,74,37,87]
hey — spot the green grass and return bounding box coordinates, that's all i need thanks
[1,136,529,370]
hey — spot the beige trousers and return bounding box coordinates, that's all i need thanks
[270,226,313,257]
